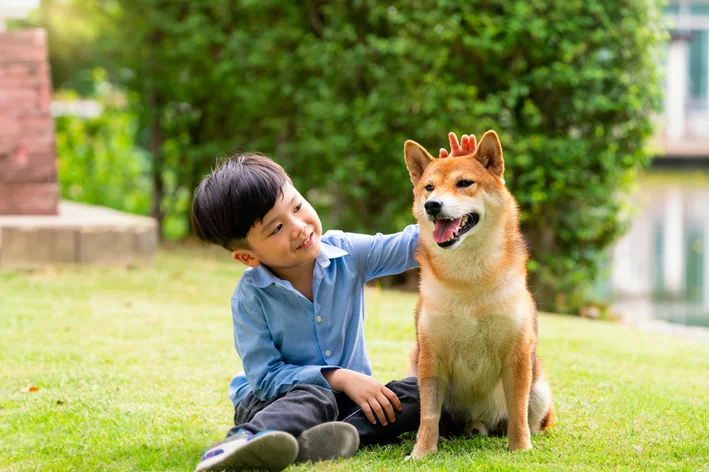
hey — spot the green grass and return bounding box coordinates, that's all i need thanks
[1,247,709,471]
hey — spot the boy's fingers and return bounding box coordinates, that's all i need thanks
[461,135,470,153]
[360,401,376,425]
[439,148,449,159]
[448,132,461,154]
[382,387,402,411]
[377,393,396,423]
[469,134,477,152]
[368,399,388,426]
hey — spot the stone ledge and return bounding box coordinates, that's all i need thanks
[0,201,158,268]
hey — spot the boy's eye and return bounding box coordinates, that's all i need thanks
[424,184,434,192]
[295,203,302,212]
[457,180,474,188]
[270,224,283,236]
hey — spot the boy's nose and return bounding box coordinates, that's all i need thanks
[292,223,307,239]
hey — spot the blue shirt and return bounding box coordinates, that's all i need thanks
[228,224,419,406]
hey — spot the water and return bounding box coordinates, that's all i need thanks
[609,170,709,329]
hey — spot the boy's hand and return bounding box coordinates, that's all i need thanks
[324,369,402,426]
[439,132,477,158]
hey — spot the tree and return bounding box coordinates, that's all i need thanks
[45,0,666,312]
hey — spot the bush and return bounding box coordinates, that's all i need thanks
[282,1,666,312]
[55,69,194,239]
[49,1,666,312]
[55,74,152,218]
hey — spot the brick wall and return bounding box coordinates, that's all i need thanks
[0,29,58,215]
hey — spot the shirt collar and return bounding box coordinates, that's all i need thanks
[250,241,348,288]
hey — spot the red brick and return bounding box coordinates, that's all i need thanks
[0,75,44,88]
[18,114,54,137]
[0,153,56,183]
[0,63,42,79]
[0,47,47,65]
[0,90,41,113]
[38,81,52,112]
[0,182,58,215]
[0,114,21,155]
[20,134,55,154]
[0,29,57,214]
[0,30,46,48]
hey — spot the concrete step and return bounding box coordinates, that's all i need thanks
[0,201,158,268]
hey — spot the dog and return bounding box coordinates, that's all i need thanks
[403,130,554,458]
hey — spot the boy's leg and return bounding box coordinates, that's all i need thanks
[229,384,339,438]
[204,384,357,468]
[340,376,421,446]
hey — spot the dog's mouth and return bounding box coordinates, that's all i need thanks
[432,212,480,248]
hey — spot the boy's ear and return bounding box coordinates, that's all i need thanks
[473,130,504,179]
[232,249,260,268]
[404,140,435,185]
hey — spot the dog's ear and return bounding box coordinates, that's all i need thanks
[474,130,504,179]
[404,140,435,185]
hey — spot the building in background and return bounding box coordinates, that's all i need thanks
[656,0,709,160]
[610,0,709,328]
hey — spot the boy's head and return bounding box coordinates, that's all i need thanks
[191,153,322,271]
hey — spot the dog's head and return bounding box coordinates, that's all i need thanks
[404,130,509,250]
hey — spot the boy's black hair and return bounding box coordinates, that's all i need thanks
[191,153,293,250]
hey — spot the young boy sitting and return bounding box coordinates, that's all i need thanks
[191,133,477,472]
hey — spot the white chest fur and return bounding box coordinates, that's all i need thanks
[418,280,528,421]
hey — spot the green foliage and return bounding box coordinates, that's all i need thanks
[55,72,152,217]
[46,0,666,312]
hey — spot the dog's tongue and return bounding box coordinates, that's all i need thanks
[433,218,462,243]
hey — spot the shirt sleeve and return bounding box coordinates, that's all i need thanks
[345,224,420,281]
[232,297,338,401]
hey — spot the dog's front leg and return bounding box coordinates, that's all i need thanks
[503,337,533,451]
[412,342,445,458]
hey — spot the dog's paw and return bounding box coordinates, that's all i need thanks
[410,443,437,459]
[508,439,533,452]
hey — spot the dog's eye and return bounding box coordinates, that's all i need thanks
[424,184,434,192]
[457,180,474,188]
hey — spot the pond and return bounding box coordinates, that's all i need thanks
[609,170,709,329]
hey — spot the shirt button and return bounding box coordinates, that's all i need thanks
[316,316,322,323]
[325,350,331,356]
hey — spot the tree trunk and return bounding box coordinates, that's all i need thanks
[147,30,164,236]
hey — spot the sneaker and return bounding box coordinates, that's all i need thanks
[195,430,298,472]
[296,422,359,463]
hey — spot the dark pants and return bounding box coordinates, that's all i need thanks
[226,377,420,446]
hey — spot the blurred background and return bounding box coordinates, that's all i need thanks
[1,0,708,328]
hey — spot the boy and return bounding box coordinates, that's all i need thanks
[191,134,476,472]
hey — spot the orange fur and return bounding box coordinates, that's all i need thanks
[404,131,554,458]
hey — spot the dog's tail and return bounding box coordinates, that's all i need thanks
[540,405,555,432]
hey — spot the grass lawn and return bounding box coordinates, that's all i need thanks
[1,247,709,471]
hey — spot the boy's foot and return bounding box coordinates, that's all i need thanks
[195,430,298,472]
[296,422,359,463]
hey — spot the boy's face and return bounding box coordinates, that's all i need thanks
[232,184,322,272]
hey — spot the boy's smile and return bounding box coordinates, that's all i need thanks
[232,184,322,278]
[297,232,315,250]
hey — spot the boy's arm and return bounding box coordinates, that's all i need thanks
[345,224,419,282]
[233,298,338,401]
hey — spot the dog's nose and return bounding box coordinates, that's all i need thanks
[424,199,442,216]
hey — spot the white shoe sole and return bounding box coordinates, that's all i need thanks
[196,431,298,472]
[296,422,359,463]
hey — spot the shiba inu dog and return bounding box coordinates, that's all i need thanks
[404,131,554,458]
